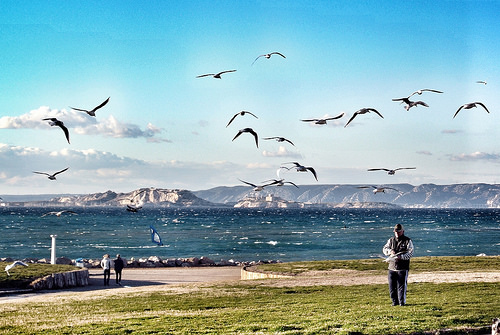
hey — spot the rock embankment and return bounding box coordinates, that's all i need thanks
[30,268,88,291]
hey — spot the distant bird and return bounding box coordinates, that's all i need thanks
[196,70,236,79]
[5,260,28,276]
[239,179,271,191]
[263,178,299,188]
[70,97,110,117]
[453,102,490,118]
[43,118,70,144]
[41,210,78,217]
[301,113,344,125]
[476,80,487,85]
[252,52,286,65]
[126,204,142,212]
[282,162,318,181]
[408,89,443,98]
[33,167,69,180]
[226,110,258,127]
[262,136,295,146]
[357,185,401,194]
[368,167,416,175]
[232,128,259,148]
[392,97,429,111]
[344,108,383,127]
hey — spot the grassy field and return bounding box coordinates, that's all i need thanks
[0,257,498,334]
[0,262,78,289]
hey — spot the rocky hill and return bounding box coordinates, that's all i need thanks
[193,183,500,208]
[49,188,221,207]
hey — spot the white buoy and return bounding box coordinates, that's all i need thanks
[50,234,57,264]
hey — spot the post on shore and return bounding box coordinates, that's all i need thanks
[50,234,57,264]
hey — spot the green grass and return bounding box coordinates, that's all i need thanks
[253,256,500,275]
[0,262,78,289]
[0,257,498,334]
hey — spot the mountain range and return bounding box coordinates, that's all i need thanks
[2,183,500,208]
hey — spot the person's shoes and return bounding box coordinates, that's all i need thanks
[400,303,405,306]
[392,302,398,306]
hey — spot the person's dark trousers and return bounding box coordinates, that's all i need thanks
[103,269,110,286]
[388,270,408,305]
[115,270,122,284]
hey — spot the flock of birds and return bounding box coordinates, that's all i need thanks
[19,51,493,207]
[194,52,491,195]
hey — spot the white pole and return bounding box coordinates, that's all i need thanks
[50,234,57,264]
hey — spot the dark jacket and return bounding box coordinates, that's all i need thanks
[114,257,124,272]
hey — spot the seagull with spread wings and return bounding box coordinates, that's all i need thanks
[5,261,28,276]
[453,102,490,118]
[33,167,69,180]
[344,108,383,127]
[262,136,295,146]
[70,97,110,117]
[232,128,259,148]
[252,52,286,65]
[42,210,78,217]
[368,167,416,175]
[239,179,273,191]
[301,113,344,125]
[196,70,236,79]
[392,97,429,111]
[226,111,258,127]
[282,162,318,181]
[263,178,299,188]
[357,185,401,194]
[43,118,70,144]
[408,89,443,98]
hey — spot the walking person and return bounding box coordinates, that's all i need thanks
[382,224,414,306]
[113,254,124,285]
[101,254,111,286]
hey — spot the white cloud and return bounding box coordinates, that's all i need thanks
[449,151,500,161]
[262,146,302,158]
[0,107,170,142]
[416,150,433,156]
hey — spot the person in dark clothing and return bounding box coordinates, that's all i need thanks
[113,254,125,285]
[382,224,414,306]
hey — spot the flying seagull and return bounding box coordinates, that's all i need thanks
[226,110,258,127]
[126,204,142,212]
[232,128,259,148]
[282,162,318,181]
[43,118,70,144]
[344,108,383,128]
[41,210,78,217]
[392,97,429,111]
[357,185,401,194]
[301,113,344,125]
[368,167,416,175]
[263,178,299,188]
[252,52,286,65]
[408,89,443,98]
[196,70,236,79]
[453,102,490,118]
[476,80,487,85]
[70,97,110,117]
[33,167,69,180]
[238,179,272,191]
[5,260,28,276]
[262,136,295,146]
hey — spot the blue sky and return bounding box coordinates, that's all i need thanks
[1,1,499,195]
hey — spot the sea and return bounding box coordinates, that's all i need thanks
[1,207,499,262]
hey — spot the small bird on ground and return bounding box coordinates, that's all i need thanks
[43,118,70,144]
[392,97,429,111]
[33,167,69,180]
[239,179,272,191]
[226,111,258,127]
[367,167,416,175]
[301,113,344,125]
[453,102,490,118]
[70,97,110,117]
[4,260,28,276]
[408,89,443,98]
[357,185,401,194]
[41,210,78,217]
[252,52,286,65]
[232,128,259,148]
[262,136,295,146]
[282,162,318,181]
[344,108,383,127]
[196,70,236,79]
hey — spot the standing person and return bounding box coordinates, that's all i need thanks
[101,254,111,286]
[382,224,414,306]
[113,254,124,285]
